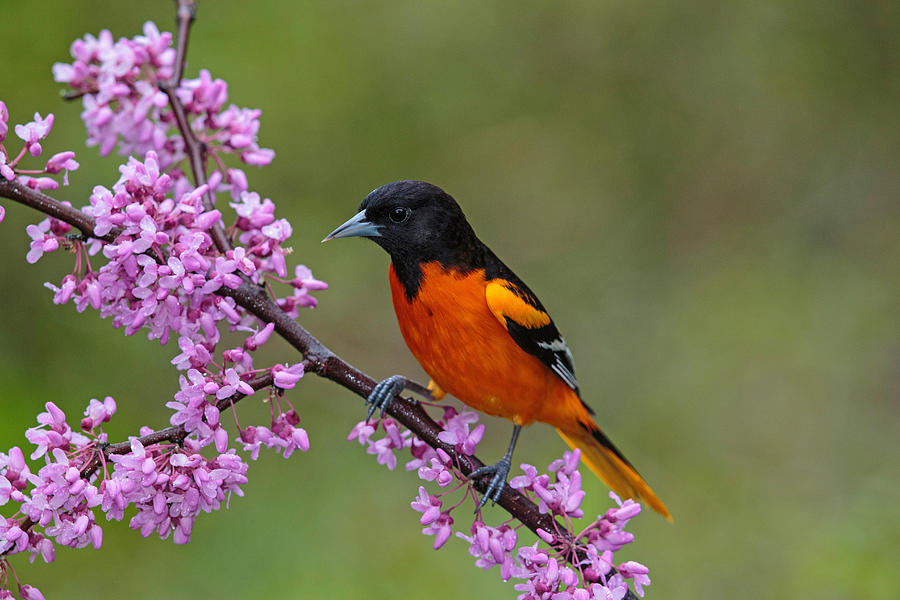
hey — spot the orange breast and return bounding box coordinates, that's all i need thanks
[389,262,561,425]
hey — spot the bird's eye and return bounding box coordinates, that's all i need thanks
[389,207,411,224]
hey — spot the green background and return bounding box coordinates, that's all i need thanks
[2,1,898,598]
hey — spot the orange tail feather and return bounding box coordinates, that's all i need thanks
[556,423,672,521]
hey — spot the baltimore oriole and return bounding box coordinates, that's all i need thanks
[325,180,671,519]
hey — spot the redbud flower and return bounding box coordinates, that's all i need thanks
[216,368,254,399]
[244,322,275,351]
[81,396,117,430]
[423,512,454,550]
[15,113,54,157]
[0,155,12,182]
[0,100,8,141]
[411,486,442,525]
[618,561,650,597]
[19,176,59,191]
[18,584,46,600]
[272,362,305,389]
[0,476,11,506]
[417,457,453,487]
[347,421,376,445]
[437,411,484,455]
[45,151,79,185]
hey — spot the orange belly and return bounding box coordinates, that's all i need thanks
[390,262,561,425]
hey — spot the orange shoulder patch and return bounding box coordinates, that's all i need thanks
[485,280,551,330]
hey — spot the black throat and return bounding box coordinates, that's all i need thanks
[388,235,489,301]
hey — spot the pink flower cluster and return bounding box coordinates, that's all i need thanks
[29,148,324,356]
[236,396,310,460]
[510,450,586,519]
[1,401,109,591]
[350,408,652,599]
[1,399,252,573]
[4,21,330,594]
[105,438,247,544]
[348,406,480,474]
[0,99,80,196]
[53,23,273,170]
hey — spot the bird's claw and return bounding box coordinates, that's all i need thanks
[470,456,512,511]
[366,375,408,422]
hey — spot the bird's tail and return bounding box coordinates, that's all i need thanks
[556,420,672,521]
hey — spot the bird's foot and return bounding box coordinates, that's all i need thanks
[366,375,408,422]
[469,456,512,510]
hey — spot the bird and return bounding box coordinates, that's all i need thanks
[324,180,671,519]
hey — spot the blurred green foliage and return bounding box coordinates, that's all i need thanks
[2,1,898,599]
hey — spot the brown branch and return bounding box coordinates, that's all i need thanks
[0,178,572,554]
[62,89,91,101]
[1,5,640,591]
[0,179,117,243]
[159,0,232,255]
[170,0,196,85]
[0,131,639,600]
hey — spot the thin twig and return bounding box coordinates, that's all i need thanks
[62,89,91,101]
[170,0,196,85]
[159,0,232,254]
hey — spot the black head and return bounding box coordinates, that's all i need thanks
[324,180,481,267]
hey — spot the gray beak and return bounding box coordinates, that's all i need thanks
[322,210,382,242]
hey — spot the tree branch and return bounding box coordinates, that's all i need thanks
[0,179,576,555]
[159,0,233,255]
[0,135,638,600]
[170,0,196,86]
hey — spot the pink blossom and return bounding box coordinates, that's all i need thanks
[270,411,309,457]
[261,218,291,243]
[15,113,55,157]
[108,440,247,544]
[0,447,31,492]
[24,403,88,460]
[170,337,213,371]
[230,191,275,229]
[618,561,651,597]
[436,408,484,455]
[228,246,256,276]
[417,457,453,487]
[287,265,328,308]
[0,154,13,181]
[411,486,442,525]
[19,176,59,191]
[423,512,454,550]
[0,100,8,141]
[226,168,248,199]
[241,148,275,166]
[457,521,518,580]
[272,362,305,389]
[18,585,46,600]
[216,368,254,399]
[237,410,310,460]
[81,396,117,430]
[355,418,412,470]
[45,151,79,185]
[347,421,376,445]
[0,475,12,506]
